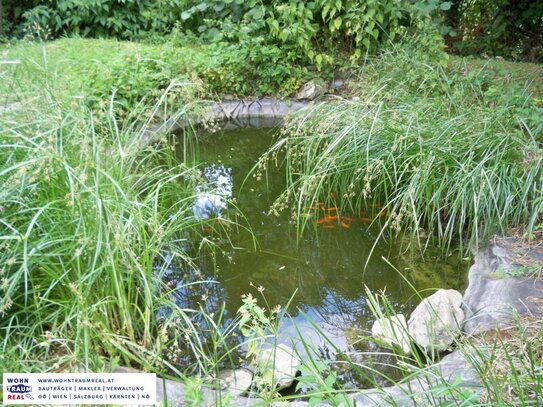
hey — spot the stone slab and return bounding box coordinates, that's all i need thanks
[462,242,543,335]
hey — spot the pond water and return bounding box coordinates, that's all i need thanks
[168,123,469,387]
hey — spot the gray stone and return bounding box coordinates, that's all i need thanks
[408,289,464,353]
[294,81,325,101]
[371,314,412,355]
[216,368,253,397]
[253,344,300,389]
[462,243,543,335]
[331,79,346,90]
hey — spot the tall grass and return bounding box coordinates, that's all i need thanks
[0,74,235,376]
[260,47,543,253]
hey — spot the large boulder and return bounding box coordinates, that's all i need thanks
[408,289,465,353]
[371,314,412,355]
[253,344,300,389]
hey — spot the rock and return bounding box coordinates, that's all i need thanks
[330,78,346,90]
[371,314,412,355]
[216,368,253,397]
[462,243,543,335]
[408,289,464,353]
[253,344,300,389]
[294,81,325,101]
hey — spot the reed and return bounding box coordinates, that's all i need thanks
[261,47,543,253]
[0,78,233,376]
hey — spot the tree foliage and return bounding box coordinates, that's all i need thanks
[450,0,543,62]
[3,1,542,62]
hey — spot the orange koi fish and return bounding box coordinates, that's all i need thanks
[340,221,350,229]
[359,217,372,223]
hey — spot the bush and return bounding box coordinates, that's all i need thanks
[20,0,185,40]
[83,37,313,111]
[15,1,449,69]
[446,0,543,62]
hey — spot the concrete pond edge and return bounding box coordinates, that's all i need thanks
[142,98,309,143]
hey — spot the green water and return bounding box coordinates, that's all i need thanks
[173,124,468,386]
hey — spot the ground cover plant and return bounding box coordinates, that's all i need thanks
[0,37,314,116]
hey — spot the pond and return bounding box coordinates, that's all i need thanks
[166,122,469,388]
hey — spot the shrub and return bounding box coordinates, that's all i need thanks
[15,1,450,70]
[21,0,185,40]
[445,0,543,62]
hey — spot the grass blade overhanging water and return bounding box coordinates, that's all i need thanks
[259,47,543,254]
[0,67,243,377]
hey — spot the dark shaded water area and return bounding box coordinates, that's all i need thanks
[165,123,469,387]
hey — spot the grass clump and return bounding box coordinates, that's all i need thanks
[0,81,232,375]
[470,315,543,405]
[261,46,543,253]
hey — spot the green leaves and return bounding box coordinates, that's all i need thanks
[440,2,452,11]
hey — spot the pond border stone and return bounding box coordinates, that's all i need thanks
[143,98,308,143]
